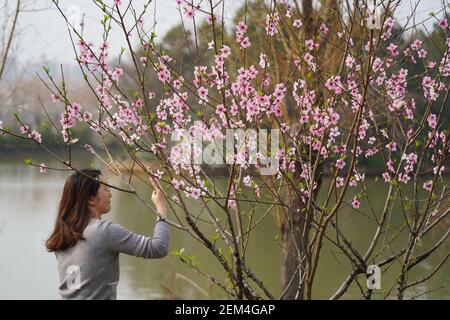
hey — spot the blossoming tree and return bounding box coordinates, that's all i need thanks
[1,0,449,299]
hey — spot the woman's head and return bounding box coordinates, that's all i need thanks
[46,169,111,252]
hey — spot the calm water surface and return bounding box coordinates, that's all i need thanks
[0,152,448,299]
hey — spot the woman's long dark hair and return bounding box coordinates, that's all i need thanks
[46,169,102,252]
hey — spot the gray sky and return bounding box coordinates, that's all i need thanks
[10,0,450,73]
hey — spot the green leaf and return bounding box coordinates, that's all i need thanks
[24,158,32,165]
[415,141,421,150]
[169,250,180,257]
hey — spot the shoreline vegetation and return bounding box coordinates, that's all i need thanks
[0,146,447,178]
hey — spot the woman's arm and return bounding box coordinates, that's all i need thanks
[104,177,169,259]
[104,220,169,259]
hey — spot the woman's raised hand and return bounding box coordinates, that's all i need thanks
[150,176,167,218]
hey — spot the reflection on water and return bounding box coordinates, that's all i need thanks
[0,154,448,299]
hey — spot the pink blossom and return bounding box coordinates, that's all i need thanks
[82,112,93,122]
[78,40,94,65]
[230,103,238,115]
[427,61,436,69]
[398,173,410,184]
[411,39,422,50]
[325,76,343,94]
[134,98,144,109]
[433,165,444,175]
[406,152,418,165]
[305,39,317,51]
[20,125,29,134]
[254,185,261,198]
[111,67,123,81]
[29,130,42,144]
[183,5,195,19]
[157,67,171,83]
[335,158,345,170]
[240,37,251,48]
[423,180,433,192]
[438,18,449,30]
[220,45,231,58]
[427,113,437,129]
[215,104,225,114]
[418,48,427,59]
[114,0,122,5]
[422,76,438,101]
[293,19,302,28]
[319,23,329,34]
[151,169,164,180]
[285,7,293,18]
[235,22,251,48]
[39,163,47,174]
[51,94,61,103]
[205,13,215,25]
[259,53,268,68]
[172,178,185,190]
[265,12,280,36]
[243,175,252,187]
[382,17,394,40]
[336,177,344,188]
[351,197,360,209]
[345,55,355,68]
[288,161,296,172]
[387,43,399,56]
[173,77,183,89]
[60,112,75,129]
[387,160,395,173]
[386,142,397,152]
[197,87,208,101]
[186,186,201,199]
[236,21,247,34]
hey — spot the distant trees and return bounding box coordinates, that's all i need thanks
[1,0,449,300]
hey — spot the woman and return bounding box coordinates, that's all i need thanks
[46,169,169,300]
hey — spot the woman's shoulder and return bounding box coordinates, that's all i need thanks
[86,217,111,229]
[85,217,127,238]
[83,217,113,237]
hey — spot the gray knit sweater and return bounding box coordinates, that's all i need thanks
[55,216,169,300]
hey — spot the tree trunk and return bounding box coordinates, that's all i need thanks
[281,198,310,299]
[280,155,322,300]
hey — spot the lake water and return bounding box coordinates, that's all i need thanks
[0,152,448,299]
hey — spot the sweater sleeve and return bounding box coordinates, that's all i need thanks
[103,220,170,259]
